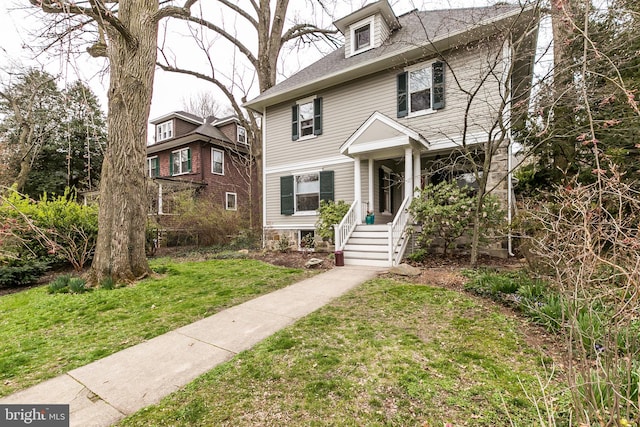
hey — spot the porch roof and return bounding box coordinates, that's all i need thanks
[339,111,428,159]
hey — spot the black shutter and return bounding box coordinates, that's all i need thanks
[291,105,299,141]
[432,61,445,110]
[319,170,334,202]
[281,176,294,215]
[397,72,408,118]
[313,97,323,135]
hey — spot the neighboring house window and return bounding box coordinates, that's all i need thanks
[170,148,191,175]
[226,192,237,210]
[237,126,247,144]
[280,170,334,215]
[156,120,173,142]
[211,148,224,175]
[397,61,445,118]
[350,16,375,55]
[291,97,322,141]
[147,156,159,177]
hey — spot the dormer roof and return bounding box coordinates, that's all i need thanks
[333,0,400,35]
[150,110,203,125]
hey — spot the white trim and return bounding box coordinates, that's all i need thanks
[427,132,489,151]
[151,112,201,125]
[171,147,190,175]
[265,223,318,230]
[298,229,316,252]
[225,192,238,211]
[211,147,225,175]
[293,171,321,214]
[262,107,268,229]
[405,60,436,116]
[340,111,428,155]
[156,120,174,142]
[237,126,247,144]
[265,155,353,175]
[347,136,409,155]
[146,155,158,178]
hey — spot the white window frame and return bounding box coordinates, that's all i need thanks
[147,156,158,178]
[237,126,247,144]
[406,61,437,117]
[296,97,316,141]
[225,192,237,211]
[350,16,375,56]
[211,148,224,175]
[156,120,173,142]
[172,147,190,176]
[293,171,320,215]
[381,166,393,215]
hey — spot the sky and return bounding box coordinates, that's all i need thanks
[0,0,536,123]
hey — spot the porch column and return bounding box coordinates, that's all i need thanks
[413,149,421,197]
[404,147,413,201]
[368,158,374,215]
[354,156,362,224]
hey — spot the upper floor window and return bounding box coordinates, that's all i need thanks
[147,156,159,177]
[212,148,224,175]
[291,97,322,141]
[397,60,445,118]
[170,147,191,175]
[354,24,371,51]
[237,126,247,144]
[350,16,375,56]
[156,120,173,142]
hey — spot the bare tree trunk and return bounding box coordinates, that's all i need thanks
[90,0,158,283]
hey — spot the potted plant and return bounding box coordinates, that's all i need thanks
[365,210,375,225]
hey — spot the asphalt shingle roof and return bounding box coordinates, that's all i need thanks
[246,4,524,108]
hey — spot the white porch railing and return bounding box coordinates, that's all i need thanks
[334,200,360,251]
[388,195,412,266]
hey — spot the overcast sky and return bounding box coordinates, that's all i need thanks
[0,0,526,122]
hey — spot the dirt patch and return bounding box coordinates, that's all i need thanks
[247,250,334,270]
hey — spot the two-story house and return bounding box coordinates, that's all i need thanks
[244,0,539,266]
[146,111,258,229]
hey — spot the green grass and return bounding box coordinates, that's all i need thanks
[119,278,568,426]
[0,258,309,397]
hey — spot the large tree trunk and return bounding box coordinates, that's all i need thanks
[90,0,158,283]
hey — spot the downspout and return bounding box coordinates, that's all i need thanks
[262,107,268,249]
[505,35,515,257]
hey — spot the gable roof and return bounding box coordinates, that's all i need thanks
[333,0,399,35]
[244,4,537,112]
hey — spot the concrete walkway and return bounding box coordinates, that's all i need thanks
[0,266,381,427]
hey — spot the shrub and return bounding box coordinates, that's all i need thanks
[0,188,98,271]
[276,235,291,253]
[0,258,49,287]
[409,181,504,255]
[316,200,351,242]
[99,276,116,290]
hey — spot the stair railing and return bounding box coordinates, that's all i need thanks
[334,200,360,251]
[388,195,412,266]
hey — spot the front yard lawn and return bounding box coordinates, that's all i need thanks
[118,278,567,426]
[0,258,309,397]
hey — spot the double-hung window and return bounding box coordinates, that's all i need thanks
[170,148,191,175]
[147,156,159,177]
[291,97,322,141]
[237,126,247,144]
[350,16,375,56]
[280,170,334,215]
[156,120,173,142]
[212,148,224,175]
[397,61,445,117]
[226,192,237,210]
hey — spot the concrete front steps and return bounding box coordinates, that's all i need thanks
[343,224,394,267]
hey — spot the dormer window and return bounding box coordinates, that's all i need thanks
[237,126,247,144]
[354,24,371,51]
[156,120,173,142]
[350,16,375,56]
